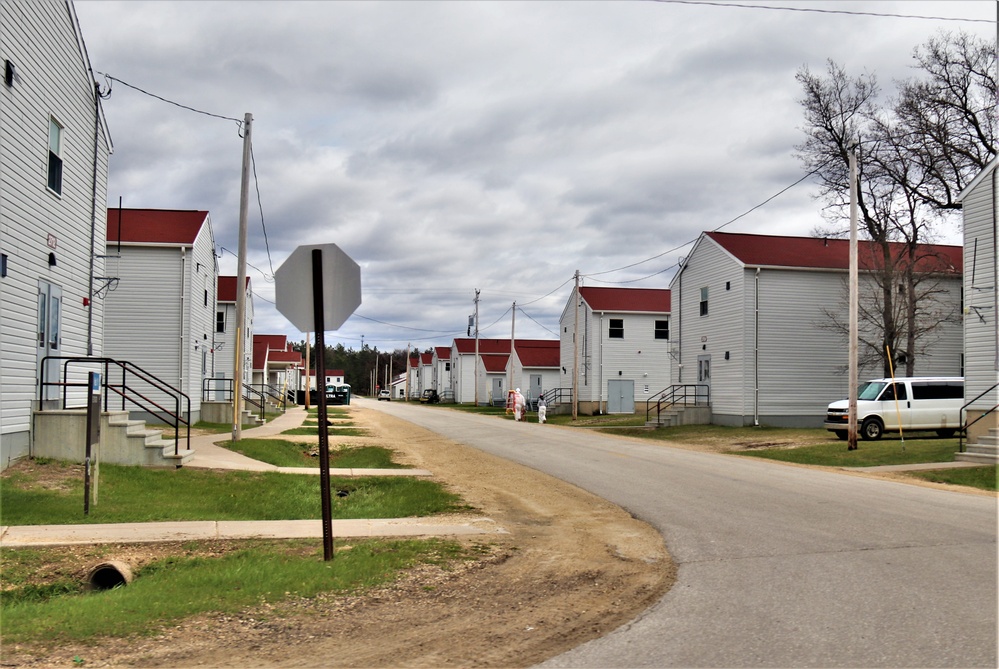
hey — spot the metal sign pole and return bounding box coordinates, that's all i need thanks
[312,249,335,560]
[84,371,101,515]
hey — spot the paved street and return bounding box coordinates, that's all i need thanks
[367,399,998,668]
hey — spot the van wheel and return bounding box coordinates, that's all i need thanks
[860,417,884,441]
[936,429,956,438]
[834,430,848,441]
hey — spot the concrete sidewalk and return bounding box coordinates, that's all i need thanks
[841,461,987,473]
[1,404,502,547]
[184,406,432,477]
[0,517,507,547]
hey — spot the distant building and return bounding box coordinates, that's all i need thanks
[559,287,672,414]
[670,231,962,427]
[102,209,218,422]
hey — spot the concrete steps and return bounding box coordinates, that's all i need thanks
[106,413,195,467]
[955,428,999,464]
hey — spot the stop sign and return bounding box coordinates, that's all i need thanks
[274,243,361,332]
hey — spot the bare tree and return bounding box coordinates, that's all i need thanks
[796,30,996,376]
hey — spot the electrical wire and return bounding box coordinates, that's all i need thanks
[655,1,995,24]
[96,73,244,130]
[517,306,560,337]
[250,143,277,277]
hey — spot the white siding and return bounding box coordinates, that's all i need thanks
[672,237,744,420]
[1,0,109,468]
[962,165,999,409]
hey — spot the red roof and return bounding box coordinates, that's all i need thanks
[420,352,434,365]
[579,287,670,313]
[452,338,512,354]
[706,231,962,273]
[410,356,419,369]
[106,208,209,245]
[252,340,269,371]
[218,276,251,302]
[515,340,559,368]
[268,348,302,365]
[481,354,509,373]
[254,334,288,351]
[435,346,452,359]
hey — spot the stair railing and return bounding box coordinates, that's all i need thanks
[646,384,710,424]
[959,382,999,453]
[40,356,190,456]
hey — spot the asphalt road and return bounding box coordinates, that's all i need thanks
[365,399,998,668]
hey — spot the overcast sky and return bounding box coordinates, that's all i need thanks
[73,0,997,353]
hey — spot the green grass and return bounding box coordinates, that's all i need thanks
[0,462,466,525]
[732,437,959,467]
[908,466,998,491]
[1,538,474,645]
[222,439,407,469]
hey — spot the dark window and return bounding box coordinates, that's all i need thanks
[654,320,669,340]
[204,288,209,307]
[911,381,963,400]
[216,310,225,333]
[879,383,907,401]
[609,318,624,339]
[47,118,63,194]
[699,287,708,316]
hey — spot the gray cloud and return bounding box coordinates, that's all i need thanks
[75,0,990,349]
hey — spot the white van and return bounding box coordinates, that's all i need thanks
[824,377,964,441]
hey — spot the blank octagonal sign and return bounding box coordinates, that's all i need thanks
[274,243,362,332]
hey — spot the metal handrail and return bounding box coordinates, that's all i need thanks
[958,382,999,453]
[646,384,710,424]
[541,387,573,406]
[40,356,191,455]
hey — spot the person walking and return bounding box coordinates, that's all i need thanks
[513,388,526,421]
[537,394,547,423]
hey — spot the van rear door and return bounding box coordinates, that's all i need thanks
[909,380,963,430]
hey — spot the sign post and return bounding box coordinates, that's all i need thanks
[275,244,361,561]
[84,371,101,515]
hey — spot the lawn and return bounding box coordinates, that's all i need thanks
[0,460,466,525]
[1,538,480,645]
[733,437,959,467]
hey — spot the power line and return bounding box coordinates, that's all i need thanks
[518,306,560,337]
[249,144,276,276]
[97,73,244,128]
[656,0,995,24]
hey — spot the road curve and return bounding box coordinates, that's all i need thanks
[365,398,997,668]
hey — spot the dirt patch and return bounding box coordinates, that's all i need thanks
[2,405,675,668]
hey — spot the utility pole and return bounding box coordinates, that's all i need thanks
[848,142,859,451]
[474,289,480,406]
[232,112,252,442]
[572,270,580,420]
[509,301,516,397]
[405,343,411,401]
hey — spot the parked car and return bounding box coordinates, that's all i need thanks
[378,389,391,401]
[824,377,964,440]
[420,389,440,404]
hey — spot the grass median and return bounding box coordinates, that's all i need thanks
[222,438,407,469]
[0,460,468,525]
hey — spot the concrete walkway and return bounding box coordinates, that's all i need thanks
[0,404,501,548]
[184,405,432,477]
[842,460,987,472]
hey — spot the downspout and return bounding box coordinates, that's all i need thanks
[754,268,760,427]
[86,81,100,356]
[598,312,604,414]
[179,247,186,399]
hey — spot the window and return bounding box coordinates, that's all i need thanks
[445,362,451,372]
[609,318,624,339]
[699,287,709,316]
[47,118,63,194]
[654,320,669,340]
[216,310,226,333]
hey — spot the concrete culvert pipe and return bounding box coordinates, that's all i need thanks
[86,561,134,590]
